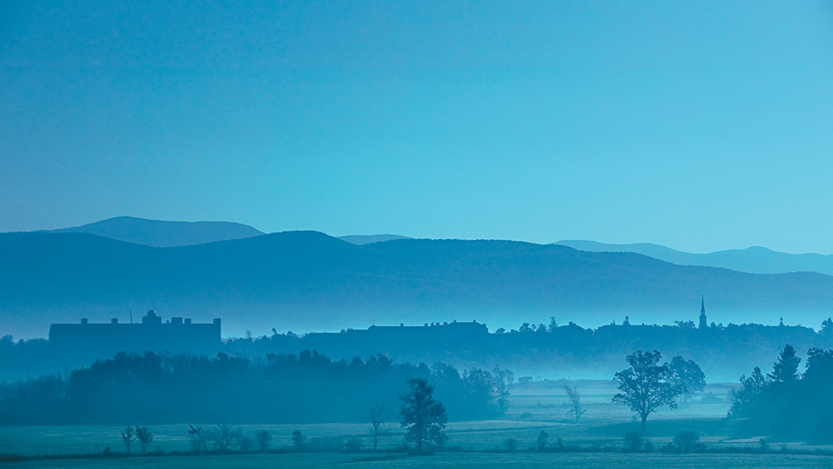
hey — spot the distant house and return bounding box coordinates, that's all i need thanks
[49,310,221,359]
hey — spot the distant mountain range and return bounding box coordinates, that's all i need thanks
[338,234,412,245]
[37,218,833,277]
[46,216,410,248]
[49,216,264,247]
[1,230,832,339]
[555,240,833,276]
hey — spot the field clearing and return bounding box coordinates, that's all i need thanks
[3,380,829,462]
[2,452,833,469]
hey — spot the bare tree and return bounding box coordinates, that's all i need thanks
[612,350,683,434]
[135,426,153,454]
[255,430,272,452]
[563,383,586,423]
[369,405,390,451]
[120,425,135,454]
[188,425,210,453]
[211,422,241,452]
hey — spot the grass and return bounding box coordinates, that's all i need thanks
[2,452,833,469]
[1,380,830,468]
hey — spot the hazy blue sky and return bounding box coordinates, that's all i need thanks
[2,1,832,253]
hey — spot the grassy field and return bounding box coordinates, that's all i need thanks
[2,452,833,469]
[2,380,830,468]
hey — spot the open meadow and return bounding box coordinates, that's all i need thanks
[2,379,832,468]
[2,452,833,469]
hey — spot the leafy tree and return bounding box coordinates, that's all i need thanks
[820,318,833,338]
[623,431,642,452]
[548,316,558,332]
[612,350,683,434]
[255,430,271,452]
[768,345,801,386]
[492,365,514,415]
[729,366,768,418]
[291,430,307,450]
[536,430,549,450]
[672,431,701,452]
[120,425,135,454]
[135,426,153,454]
[668,356,706,401]
[399,378,448,452]
[563,383,586,423]
[237,435,254,453]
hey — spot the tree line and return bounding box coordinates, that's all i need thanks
[0,350,511,425]
[729,344,833,442]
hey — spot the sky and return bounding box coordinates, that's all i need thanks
[2,1,833,254]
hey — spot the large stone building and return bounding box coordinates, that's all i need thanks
[49,310,221,358]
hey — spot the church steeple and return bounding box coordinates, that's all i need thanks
[699,297,707,329]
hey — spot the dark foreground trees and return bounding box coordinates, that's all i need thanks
[613,350,687,434]
[0,350,508,425]
[400,378,448,452]
[730,345,833,442]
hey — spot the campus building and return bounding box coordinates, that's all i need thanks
[49,310,221,357]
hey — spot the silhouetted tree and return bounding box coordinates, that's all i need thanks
[768,344,801,386]
[563,383,586,423]
[672,431,700,452]
[623,431,642,452]
[120,425,135,454]
[820,318,833,338]
[135,426,153,454]
[536,430,549,450]
[237,435,254,453]
[729,366,768,418]
[400,378,448,452]
[255,430,271,452]
[492,365,514,415]
[291,430,306,451]
[548,316,558,332]
[188,425,210,453]
[668,356,706,401]
[211,423,240,452]
[369,404,389,451]
[612,350,682,434]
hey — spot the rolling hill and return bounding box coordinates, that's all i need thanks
[556,240,833,276]
[1,231,833,339]
[49,216,264,247]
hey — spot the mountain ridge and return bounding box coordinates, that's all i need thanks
[555,240,833,276]
[1,231,832,339]
[47,216,265,247]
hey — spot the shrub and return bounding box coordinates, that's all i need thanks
[673,431,700,453]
